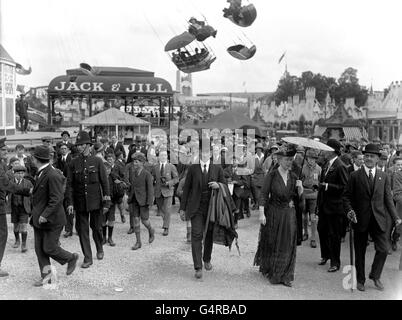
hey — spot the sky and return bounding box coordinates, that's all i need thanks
[1,0,402,95]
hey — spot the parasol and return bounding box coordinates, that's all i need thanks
[282,136,334,179]
[282,137,334,152]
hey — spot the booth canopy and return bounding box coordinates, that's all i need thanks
[183,110,263,136]
[80,108,151,126]
[48,75,173,96]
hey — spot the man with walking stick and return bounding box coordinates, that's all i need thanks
[343,143,402,292]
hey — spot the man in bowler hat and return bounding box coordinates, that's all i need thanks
[65,131,110,268]
[179,139,226,279]
[317,139,349,272]
[343,143,401,291]
[30,146,79,286]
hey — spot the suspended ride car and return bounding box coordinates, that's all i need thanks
[188,17,217,42]
[227,44,256,60]
[223,0,257,27]
[15,63,32,75]
[165,31,217,74]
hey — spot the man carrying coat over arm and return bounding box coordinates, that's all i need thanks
[179,139,226,280]
[65,131,110,269]
[343,143,402,292]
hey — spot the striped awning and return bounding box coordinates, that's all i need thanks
[343,127,363,142]
[313,126,326,136]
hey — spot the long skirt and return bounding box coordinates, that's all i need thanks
[254,205,297,284]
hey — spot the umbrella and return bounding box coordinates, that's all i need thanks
[282,136,334,152]
[282,136,334,179]
[164,32,196,52]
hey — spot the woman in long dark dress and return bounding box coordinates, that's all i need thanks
[254,147,303,287]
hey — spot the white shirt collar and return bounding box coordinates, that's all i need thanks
[200,159,210,169]
[37,163,50,176]
[353,163,360,171]
[160,161,167,167]
[255,153,264,161]
[363,165,376,178]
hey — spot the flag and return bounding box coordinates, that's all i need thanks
[278,51,286,64]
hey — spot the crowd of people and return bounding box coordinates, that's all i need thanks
[0,130,401,291]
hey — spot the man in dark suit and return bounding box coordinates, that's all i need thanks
[65,131,110,268]
[124,152,155,250]
[54,143,74,237]
[347,150,364,176]
[29,146,79,286]
[317,139,349,272]
[179,139,226,279]
[343,143,402,291]
[56,131,76,158]
[111,151,127,224]
[109,135,126,160]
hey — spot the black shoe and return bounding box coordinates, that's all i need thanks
[33,278,49,287]
[127,228,134,234]
[302,233,308,241]
[357,282,365,292]
[81,261,93,269]
[108,238,116,247]
[96,252,104,260]
[369,275,384,291]
[282,281,292,287]
[12,240,20,249]
[328,266,340,273]
[162,228,169,236]
[131,242,142,250]
[318,258,328,265]
[66,253,79,275]
[310,240,317,248]
[204,262,212,271]
[391,242,398,251]
[102,237,107,245]
[195,269,202,279]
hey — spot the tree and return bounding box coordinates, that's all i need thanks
[334,67,368,106]
[273,73,300,105]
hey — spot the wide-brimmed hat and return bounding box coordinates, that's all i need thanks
[61,130,70,137]
[75,131,92,145]
[93,142,104,153]
[132,152,146,162]
[276,145,296,157]
[13,165,26,173]
[9,157,19,164]
[33,145,50,160]
[363,143,382,157]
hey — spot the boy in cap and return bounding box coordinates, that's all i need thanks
[124,152,155,250]
[9,166,33,252]
[301,149,321,248]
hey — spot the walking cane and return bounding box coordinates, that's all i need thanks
[349,220,354,292]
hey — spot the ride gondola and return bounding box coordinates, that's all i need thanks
[188,17,217,42]
[223,0,257,27]
[164,31,216,74]
[227,44,256,60]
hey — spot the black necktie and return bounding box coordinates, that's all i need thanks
[369,169,374,191]
[203,164,207,175]
[161,163,165,176]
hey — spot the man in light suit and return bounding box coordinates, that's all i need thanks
[317,139,349,272]
[179,139,226,279]
[343,143,402,291]
[152,150,179,236]
[30,146,79,286]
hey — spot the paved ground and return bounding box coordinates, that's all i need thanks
[0,205,401,300]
